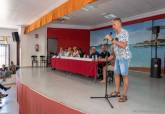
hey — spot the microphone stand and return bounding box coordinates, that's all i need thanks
[90,39,114,109]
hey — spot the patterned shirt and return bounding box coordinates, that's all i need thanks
[114,29,131,60]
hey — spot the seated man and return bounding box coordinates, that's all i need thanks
[9,61,16,74]
[90,47,100,59]
[97,45,110,80]
[99,48,115,83]
[99,45,110,59]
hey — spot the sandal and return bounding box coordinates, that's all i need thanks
[119,95,128,102]
[109,91,120,97]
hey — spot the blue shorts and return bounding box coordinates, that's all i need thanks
[114,58,129,76]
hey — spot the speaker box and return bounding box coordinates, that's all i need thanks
[12,32,20,42]
[150,58,161,78]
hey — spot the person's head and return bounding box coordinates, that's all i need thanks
[73,46,77,52]
[2,64,5,68]
[78,48,83,54]
[68,47,72,52]
[70,49,74,53]
[11,61,14,65]
[64,48,68,52]
[112,18,122,32]
[91,47,96,53]
[60,47,63,52]
[101,45,106,52]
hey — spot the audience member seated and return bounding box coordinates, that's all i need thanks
[90,47,100,59]
[63,48,68,56]
[65,47,73,57]
[99,50,115,83]
[9,61,16,74]
[78,48,84,58]
[0,65,12,81]
[57,46,85,58]
[58,47,65,57]
[72,46,80,57]
[99,45,110,58]
[97,45,110,80]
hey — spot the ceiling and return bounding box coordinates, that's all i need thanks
[0,0,165,29]
[52,0,165,28]
[0,0,68,29]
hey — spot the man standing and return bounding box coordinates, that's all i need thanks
[106,18,131,102]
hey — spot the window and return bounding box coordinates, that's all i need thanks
[0,44,9,67]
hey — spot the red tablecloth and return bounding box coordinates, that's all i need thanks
[51,58,98,78]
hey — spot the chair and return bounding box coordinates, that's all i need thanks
[40,56,47,67]
[31,55,38,67]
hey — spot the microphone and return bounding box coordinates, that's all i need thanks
[103,32,113,41]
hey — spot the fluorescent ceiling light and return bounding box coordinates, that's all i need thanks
[104,13,117,19]
[82,5,96,11]
[53,15,71,23]
[62,16,71,20]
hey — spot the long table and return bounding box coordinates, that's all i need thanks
[51,57,98,78]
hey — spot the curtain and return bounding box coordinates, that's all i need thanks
[24,0,96,33]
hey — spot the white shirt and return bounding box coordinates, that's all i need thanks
[114,29,131,60]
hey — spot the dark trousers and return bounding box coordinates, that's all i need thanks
[0,84,6,90]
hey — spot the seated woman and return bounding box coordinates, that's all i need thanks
[78,48,84,58]
[72,46,80,57]
[58,47,65,57]
[65,47,73,57]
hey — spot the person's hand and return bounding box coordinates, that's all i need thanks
[105,34,113,41]
[112,39,116,44]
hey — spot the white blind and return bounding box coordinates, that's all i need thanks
[0,44,9,67]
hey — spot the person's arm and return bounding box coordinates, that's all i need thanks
[112,40,127,48]
[105,33,128,48]
[108,55,114,61]
[99,55,114,62]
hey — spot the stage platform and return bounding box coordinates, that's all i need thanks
[17,68,165,114]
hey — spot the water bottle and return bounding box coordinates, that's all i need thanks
[92,55,94,60]
[95,55,97,60]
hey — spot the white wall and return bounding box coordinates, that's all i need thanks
[0,28,17,65]
[19,27,47,67]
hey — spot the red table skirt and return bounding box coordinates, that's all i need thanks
[51,58,97,78]
[17,79,84,114]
